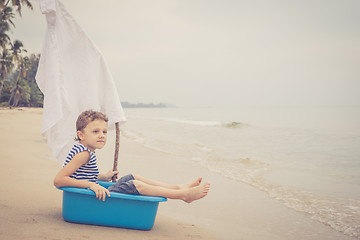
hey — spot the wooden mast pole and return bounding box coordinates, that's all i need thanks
[112,122,120,182]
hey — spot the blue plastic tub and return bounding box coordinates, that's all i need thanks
[57,181,167,230]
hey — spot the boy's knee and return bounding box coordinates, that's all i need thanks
[132,173,139,179]
[132,180,143,192]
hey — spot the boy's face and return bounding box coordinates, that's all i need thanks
[77,119,108,151]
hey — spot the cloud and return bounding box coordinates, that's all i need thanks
[8,0,360,107]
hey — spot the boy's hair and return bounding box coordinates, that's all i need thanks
[75,110,108,141]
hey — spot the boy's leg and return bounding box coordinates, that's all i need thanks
[133,180,210,203]
[132,173,202,190]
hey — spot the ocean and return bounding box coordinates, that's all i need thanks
[120,106,360,238]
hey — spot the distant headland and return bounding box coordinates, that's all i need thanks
[121,102,176,108]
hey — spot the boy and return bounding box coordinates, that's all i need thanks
[54,110,210,202]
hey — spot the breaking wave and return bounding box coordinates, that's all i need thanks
[203,156,360,239]
[153,117,247,129]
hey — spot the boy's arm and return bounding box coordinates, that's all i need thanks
[53,151,94,189]
[53,151,110,201]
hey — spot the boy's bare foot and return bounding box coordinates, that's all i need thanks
[180,177,202,189]
[183,182,210,203]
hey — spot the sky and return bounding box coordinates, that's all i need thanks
[9,0,360,107]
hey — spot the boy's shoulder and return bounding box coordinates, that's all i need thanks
[72,143,95,155]
[70,143,92,155]
[73,143,88,150]
[64,143,92,167]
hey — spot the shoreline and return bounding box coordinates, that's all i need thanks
[0,108,356,239]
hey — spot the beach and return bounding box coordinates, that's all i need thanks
[0,108,356,240]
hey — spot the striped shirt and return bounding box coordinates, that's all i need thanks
[63,143,99,182]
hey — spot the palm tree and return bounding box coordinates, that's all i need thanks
[0,6,15,44]
[1,0,33,17]
[0,49,13,98]
[10,39,26,65]
[0,1,33,102]
[9,77,30,107]
[0,39,25,99]
[0,6,15,99]
[7,53,29,106]
[0,30,11,49]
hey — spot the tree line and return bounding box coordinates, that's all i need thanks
[0,0,43,107]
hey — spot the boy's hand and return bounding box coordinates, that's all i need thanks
[89,182,110,201]
[105,170,119,181]
[98,170,119,182]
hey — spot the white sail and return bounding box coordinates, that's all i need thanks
[36,0,126,165]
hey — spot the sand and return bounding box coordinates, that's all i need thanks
[0,108,356,240]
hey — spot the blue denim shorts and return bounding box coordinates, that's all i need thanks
[108,174,140,195]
